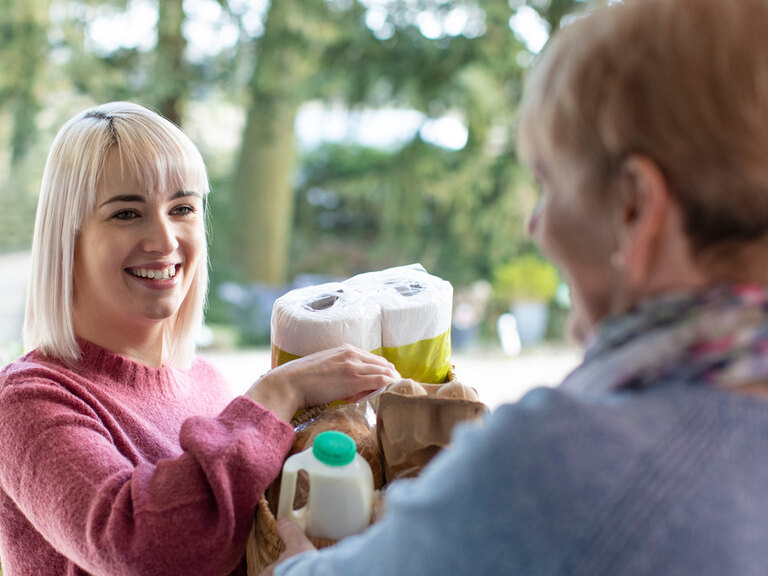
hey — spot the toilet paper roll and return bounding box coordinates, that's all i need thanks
[348,264,453,383]
[270,282,383,368]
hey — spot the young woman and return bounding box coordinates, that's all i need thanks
[0,102,399,575]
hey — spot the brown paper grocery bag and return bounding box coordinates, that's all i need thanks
[376,383,487,482]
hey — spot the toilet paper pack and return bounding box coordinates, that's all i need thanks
[270,282,383,368]
[270,264,453,383]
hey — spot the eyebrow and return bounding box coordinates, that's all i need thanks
[99,190,201,208]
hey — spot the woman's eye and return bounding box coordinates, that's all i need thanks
[111,209,140,220]
[171,205,196,216]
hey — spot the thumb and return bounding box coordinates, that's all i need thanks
[277,519,317,557]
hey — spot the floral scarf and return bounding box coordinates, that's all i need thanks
[560,284,768,395]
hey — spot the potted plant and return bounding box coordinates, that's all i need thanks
[492,255,559,345]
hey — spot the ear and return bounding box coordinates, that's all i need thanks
[614,155,672,290]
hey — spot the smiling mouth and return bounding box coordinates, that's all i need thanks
[128,264,178,281]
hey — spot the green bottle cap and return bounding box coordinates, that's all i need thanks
[312,431,356,466]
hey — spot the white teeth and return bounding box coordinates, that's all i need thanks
[131,264,177,280]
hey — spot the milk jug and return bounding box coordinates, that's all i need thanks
[277,430,374,540]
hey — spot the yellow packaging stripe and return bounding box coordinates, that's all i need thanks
[272,346,385,369]
[380,330,451,384]
[271,346,301,369]
[271,330,451,384]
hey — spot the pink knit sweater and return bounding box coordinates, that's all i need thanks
[0,340,294,576]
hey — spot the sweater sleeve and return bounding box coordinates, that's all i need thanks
[0,374,293,576]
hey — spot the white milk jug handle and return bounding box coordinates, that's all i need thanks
[276,450,311,528]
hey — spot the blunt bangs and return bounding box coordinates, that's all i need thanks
[109,111,210,210]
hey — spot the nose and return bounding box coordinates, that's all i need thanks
[141,215,179,255]
[527,204,541,238]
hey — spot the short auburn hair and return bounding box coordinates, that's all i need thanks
[518,0,768,256]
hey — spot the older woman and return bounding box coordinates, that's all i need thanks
[0,102,399,575]
[266,0,768,574]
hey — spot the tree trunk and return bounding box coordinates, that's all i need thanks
[154,0,186,125]
[5,0,48,175]
[232,0,315,286]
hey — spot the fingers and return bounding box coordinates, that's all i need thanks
[305,348,399,406]
[255,345,401,412]
[325,345,400,379]
[257,521,314,576]
[277,519,317,557]
[350,359,399,378]
[345,346,398,370]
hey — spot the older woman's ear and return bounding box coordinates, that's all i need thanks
[613,155,704,298]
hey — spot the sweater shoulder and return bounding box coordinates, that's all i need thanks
[0,351,74,390]
[188,355,226,382]
[487,384,717,450]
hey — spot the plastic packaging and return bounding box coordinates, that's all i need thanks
[270,264,453,383]
[270,283,382,368]
[277,431,374,540]
[290,390,385,489]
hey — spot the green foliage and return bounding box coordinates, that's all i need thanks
[0,0,592,318]
[492,254,560,302]
[290,134,533,288]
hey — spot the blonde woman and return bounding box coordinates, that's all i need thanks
[0,102,398,575]
[266,0,768,574]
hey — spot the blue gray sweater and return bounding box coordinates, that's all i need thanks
[277,384,768,575]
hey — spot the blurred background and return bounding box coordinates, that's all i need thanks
[0,0,594,399]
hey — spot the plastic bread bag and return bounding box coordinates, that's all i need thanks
[265,388,386,519]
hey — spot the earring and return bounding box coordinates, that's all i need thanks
[610,251,625,269]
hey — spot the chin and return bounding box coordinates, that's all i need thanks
[565,308,594,347]
[141,302,181,321]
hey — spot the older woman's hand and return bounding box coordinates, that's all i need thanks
[245,344,400,422]
[258,520,317,576]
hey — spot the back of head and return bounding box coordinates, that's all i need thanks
[24,102,210,366]
[518,0,768,260]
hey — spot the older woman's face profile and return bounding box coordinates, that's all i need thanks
[528,159,619,343]
[72,151,205,341]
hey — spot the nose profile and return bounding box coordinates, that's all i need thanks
[527,205,540,238]
[142,215,179,255]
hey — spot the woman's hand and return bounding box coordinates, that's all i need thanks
[245,345,400,422]
[258,520,317,576]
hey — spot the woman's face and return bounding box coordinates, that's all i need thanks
[72,151,205,344]
[528,155,624,344]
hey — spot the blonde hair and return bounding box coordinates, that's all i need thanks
[517,0,768,256]
[24,102,210,367]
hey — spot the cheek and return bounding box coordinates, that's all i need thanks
[545,199,614,267]
[535,200,620,330]
[181,224,206,272]
[530,200,573,266]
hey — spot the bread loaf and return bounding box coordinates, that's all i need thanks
[435,380,480,401]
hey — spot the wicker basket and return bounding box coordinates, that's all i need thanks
[246,370,459,575]
[246,403,341,575]
[247,492,337,575]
